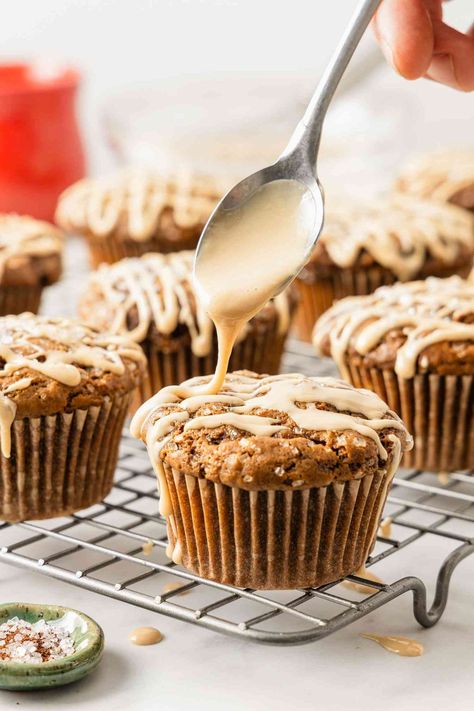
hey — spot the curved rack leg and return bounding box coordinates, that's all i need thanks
[408,541,474,627]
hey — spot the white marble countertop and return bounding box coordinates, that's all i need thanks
[1,528,473,711]
[2,62,474,710]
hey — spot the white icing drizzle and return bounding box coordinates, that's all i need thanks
[313,275,474,380]
[318,194,473,280]
[0,214,63,278]
[3,377,32,393]
[131,372,411,562]
[55,169,225,241]
[396,150,474,203]
[0,313,145,458]
[82,251,291,354]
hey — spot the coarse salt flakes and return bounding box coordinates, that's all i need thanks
[0,617,76,664]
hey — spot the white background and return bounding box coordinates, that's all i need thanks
[1,2,474,710]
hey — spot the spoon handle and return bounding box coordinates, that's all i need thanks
[281,0,382,167]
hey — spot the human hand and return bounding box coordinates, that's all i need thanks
[372,0,474,91]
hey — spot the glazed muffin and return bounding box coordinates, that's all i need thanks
[314,276,474,472]
[294,194,474,341]
[0,214,63,315]
[396,150,474,211]
[78,251,295,408]
[0,313,145,521]
[131,371,411,589]
[55,169,224,267]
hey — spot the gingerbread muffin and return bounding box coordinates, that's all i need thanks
[0,313,145,521]
[294,194,474,340]
[131,371,411,589]
[396,150,474,211]
[0,214,63,315]
[55,169,224,267]
[78,251,295,408]
[314,276,474,472]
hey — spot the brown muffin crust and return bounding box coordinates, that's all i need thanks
[55,170,225,250]
[137,371,410,491]
[0,215,63,287]
[78,252,295,354]
[300,195,474,283]
[0,314,145,419]
[299,241,473,284]
[314,276,474,377]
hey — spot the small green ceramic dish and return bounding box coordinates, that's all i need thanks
[0,602,104,691]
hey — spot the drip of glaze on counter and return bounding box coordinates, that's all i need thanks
[142,539,154,556]
[194,179,316,394]
[438,471,450,486]
[361,633,424,657]
[343,565,385,596]
[378,516,393,539]
[129,627,163,646]
[161,582,189,596]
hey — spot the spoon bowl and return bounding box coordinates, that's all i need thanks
[195,162,324,301]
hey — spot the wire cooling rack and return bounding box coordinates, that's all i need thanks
[1,339,473,645]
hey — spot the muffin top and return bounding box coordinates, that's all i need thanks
[0,214,63,286]
[314,276,474,380]
[55,169,224,242]
[0,313,146,457]
[395,150,474,209]
[78,251,292,355]
[301,194,474,281]
[131,371,412,490]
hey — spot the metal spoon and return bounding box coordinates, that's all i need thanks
[195,0,382,288]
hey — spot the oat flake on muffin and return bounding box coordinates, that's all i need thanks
[131,371,411,589]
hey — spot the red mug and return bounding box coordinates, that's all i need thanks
[0,62,86,222]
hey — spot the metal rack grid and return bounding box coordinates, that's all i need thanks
[1,339,473,645]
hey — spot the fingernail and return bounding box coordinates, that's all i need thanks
[379,36,396,69]
[426,54,459,89]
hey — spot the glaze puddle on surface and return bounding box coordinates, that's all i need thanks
[378,516,393,538]
[361,633,424,657]
[162,582,189,596]
[343,565,385,596]
[129,626,163,646]
[438,471,450,486]
[142,539,154,556]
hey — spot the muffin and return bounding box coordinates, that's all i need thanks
[314,276,474,472]
[0,214,63,315]
[0,313,145,521]
[294,194,474,340]
[78,251,295,408]
[55,169,224,267]
[131,371,411,589]
[396,150,474,211]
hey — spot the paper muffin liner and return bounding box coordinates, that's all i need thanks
[294,266,396,342]
[345,363,474,472]
[133,321,289,409]
[86,232,200,268]
[0,394,131,522]
[0,285,43,316]
[163,464,393,589]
